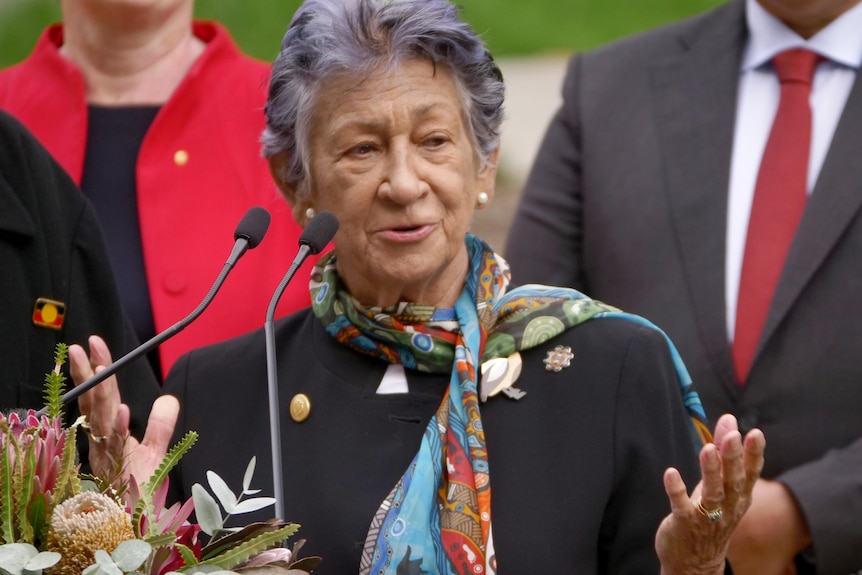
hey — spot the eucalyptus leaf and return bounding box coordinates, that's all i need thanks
[206,471,237,514]
[192,483,223,536]
[0,544,37,560]
[242,458,257,493]
[111,539,152,572]
[0,543,35,575]
[101,563,123,575]
[24,551,60,571]
[93,550,112,565]
[0,543,36,563]
[242,489,262,496]
[231,498,277,515]
[82,564,121,575]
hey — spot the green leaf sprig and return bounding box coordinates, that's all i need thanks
[42,344,69,421]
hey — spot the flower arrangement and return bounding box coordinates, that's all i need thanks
[0,345,319,575]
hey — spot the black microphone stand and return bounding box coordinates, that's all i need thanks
[265,211,338,520]
[37,207,270,417]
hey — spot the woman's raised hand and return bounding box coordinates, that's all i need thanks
[655,413,766,575]
[69,335,177,486]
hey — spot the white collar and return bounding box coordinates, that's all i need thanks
[743,0,862,70]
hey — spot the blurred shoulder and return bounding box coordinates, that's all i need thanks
[0,109,84,216]
[194,21,270,86]
[526,314,672,367]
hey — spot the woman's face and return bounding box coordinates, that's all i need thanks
[300,59,497,308]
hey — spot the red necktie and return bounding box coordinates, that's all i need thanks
[733,49,820,384]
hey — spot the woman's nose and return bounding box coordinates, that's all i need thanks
[378,148,428,204]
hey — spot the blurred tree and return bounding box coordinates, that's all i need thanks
[0,0,723,68]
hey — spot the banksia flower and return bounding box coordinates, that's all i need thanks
[45,492,135,575]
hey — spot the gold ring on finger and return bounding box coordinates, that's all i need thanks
[81,417,108,443]
[694,497,723,523]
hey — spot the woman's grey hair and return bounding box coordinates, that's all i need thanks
[262,0,505,196]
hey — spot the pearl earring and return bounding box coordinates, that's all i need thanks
[305,207,316,219]
[477,192,489,206]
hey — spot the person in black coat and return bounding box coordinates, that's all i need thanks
[0,109,158,435]
[69,1,765,574]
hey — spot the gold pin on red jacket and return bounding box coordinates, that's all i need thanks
[33,297,66,330]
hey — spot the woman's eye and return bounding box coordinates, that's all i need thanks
[349,143,375,156]
[423,135,448,149]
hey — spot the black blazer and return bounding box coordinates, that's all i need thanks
[0,110,157,434]
[165,307,700,574]
[506,1,862,572]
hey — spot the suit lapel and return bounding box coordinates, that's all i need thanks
[761,70,862,349]
[649,1,747,391]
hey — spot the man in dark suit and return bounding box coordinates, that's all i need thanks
[505,0,862,573]
[0,110,158,434]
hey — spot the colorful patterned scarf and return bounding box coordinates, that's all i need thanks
[309,234,710,575]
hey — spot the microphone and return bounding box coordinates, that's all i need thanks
[265,211,339,519]
[39,207,271,416]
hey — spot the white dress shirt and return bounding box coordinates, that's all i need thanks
[725,0,862,341]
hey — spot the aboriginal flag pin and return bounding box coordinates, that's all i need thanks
[33,297,66,330]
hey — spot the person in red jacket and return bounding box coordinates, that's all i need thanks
[0,0,316,379]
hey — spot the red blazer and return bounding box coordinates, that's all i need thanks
[0,22,316,376]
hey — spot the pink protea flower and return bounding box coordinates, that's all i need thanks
[2,409,67,496]
[126,475,201,575]
[0,409,73,546]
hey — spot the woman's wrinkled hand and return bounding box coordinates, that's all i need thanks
[69,335,177,486]
[655,413,766,575]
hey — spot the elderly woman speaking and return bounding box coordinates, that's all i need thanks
[70,0,764,573]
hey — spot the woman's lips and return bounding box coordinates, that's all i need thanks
[377,223,435,242]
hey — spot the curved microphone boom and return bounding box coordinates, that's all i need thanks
[265,210,339,519]
[39,207,272,416]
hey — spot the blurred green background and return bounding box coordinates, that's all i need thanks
[0,0,724,68]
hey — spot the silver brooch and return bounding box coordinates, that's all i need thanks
[543,345,574,372]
